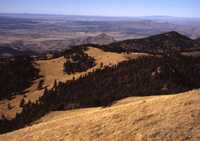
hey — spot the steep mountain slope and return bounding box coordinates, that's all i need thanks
[0,89,199,141]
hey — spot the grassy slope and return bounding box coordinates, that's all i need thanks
[0,89,199,141]
[0,47,200,140]
[0,47,147,119]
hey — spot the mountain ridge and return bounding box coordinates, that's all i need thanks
[107,31,196,53]
[0,31,200,57]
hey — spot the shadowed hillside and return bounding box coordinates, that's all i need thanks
[64,47,96,74]
[1,32,200,140]
[1,53,200,133]
[0,46,140,121]
[0,56,40,100]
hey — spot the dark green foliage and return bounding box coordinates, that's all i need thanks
[64,47,96,74]
[0,56,40,100]
[1,54,200,134]
[37,80,44,90]
[7,103,12,110]
[53,80,58,88]
[0,100,47,134]
[20,98,25,107]
[1,31,200,134]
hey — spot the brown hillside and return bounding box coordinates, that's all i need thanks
[0,89,199,141]
[0,47,147,119]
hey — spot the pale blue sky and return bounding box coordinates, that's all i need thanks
[0,0,199,17]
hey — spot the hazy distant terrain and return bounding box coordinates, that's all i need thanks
[0,14,200,56]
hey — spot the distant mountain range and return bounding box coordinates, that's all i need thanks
[1,14,200,57]
[1,31,200,57]
[140,16,200,27]
[1,13,200,38]
[1,13,199,21]
[74,33,115,45]
[0,43,38,57]
[0,33,115,57]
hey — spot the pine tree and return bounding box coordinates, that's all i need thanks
[20,98,25,107]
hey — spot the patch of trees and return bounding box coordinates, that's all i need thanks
[0,56,40,100]
[1,54,200,134]
[64,47,96,74]
[46,54,200,109]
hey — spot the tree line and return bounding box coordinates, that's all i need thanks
[64,46,96,74]
[1,54,200,133]
[0,56,40,100]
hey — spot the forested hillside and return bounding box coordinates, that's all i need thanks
[0,57,40,100]
[1,53,200,133]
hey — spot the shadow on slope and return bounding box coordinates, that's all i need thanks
[0,56,40,100]
[1,53,200,134]
[63,47,96,74]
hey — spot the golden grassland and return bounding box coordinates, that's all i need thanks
[0,47,147,119]
[0,47,200,141]
[0,89,200,141]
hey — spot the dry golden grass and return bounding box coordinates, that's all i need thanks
[0,89,200,141]
[0,47,200,140]
[0,47,147,119]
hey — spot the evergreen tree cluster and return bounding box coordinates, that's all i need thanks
[0,56,40,100]
[1,54,200,134]
[64,46,96,74]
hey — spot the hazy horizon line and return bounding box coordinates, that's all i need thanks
[1,12,200,19]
